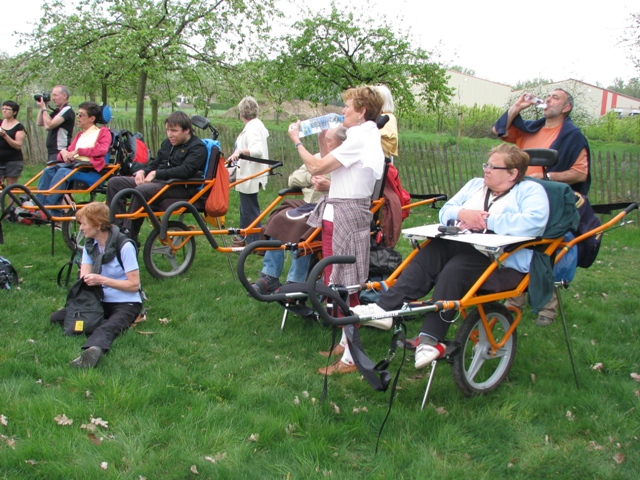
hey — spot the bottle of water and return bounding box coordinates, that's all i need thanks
[296,113,344,137]
[524,94,547,109]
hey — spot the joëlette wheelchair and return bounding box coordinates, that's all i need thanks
[108,115,284,279]
[235,188,447,330]
[238,148,638,405]
[0,122,129,254]
[155,117,440,283]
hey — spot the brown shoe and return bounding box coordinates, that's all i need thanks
[318,359,357,375]
[319,344,345,358]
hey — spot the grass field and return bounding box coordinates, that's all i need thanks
[0,191,639,479]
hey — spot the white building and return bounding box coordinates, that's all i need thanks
[445,70,640,119]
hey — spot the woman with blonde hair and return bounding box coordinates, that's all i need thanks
[288,85,385,375]
[50,202,143,368]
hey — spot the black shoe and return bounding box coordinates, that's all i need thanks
[70,346,103,368]
[251,274,282,294]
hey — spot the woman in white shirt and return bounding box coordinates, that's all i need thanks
[288,86,385,375]
[227,96,270,245]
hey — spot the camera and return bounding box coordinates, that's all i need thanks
[34,93,51,103]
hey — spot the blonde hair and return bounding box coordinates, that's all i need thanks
[342,86,383,122]
[76,202,111,232]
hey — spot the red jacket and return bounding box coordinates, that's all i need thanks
[57,126,111,171]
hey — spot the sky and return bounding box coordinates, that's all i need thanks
[2,0,638,89]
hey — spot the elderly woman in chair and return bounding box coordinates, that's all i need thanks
[353,144,550,369]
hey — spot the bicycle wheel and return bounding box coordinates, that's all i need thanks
[61,212,85,253]
[452,302,517,396]
[143,220,196,279]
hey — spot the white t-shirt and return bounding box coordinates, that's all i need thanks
[329,121,385,199]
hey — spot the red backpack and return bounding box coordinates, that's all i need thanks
[385,163,411,220]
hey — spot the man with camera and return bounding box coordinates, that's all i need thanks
[36,85,75,164]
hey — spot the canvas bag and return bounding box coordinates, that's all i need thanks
[205,152,230,217]
[63,278,104,335]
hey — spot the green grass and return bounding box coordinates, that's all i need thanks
[1,193,639,479]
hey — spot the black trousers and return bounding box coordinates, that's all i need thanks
[51,302,142,351]
[376,238,492,341]
[106,176,194,240]
[239,192,261,243]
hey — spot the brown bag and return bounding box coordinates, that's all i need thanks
[205,153,230,217]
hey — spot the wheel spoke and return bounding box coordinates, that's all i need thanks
[465,344,486,380]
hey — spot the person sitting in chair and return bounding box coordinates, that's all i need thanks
[353,144,550,370]
[35,101,111,215]
[106,111,207,244]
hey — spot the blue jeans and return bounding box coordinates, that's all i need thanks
[261,249,311,283]
[35,164,73,207]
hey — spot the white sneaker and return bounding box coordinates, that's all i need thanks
[351,303,393,330]
[415,341,446,369]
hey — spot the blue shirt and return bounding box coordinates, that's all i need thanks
[81,242,142,303]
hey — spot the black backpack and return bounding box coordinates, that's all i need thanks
[574,192,602,268]
[0,256,18,290]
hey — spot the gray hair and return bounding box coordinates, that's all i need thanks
[333,125,347,143]
[238,96,259,120]
[55,85,71,99]
[554,88,574,114]
[375,85,395,113]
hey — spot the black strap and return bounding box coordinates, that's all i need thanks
[57,249,81,288]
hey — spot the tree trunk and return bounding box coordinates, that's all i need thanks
[151,98,159,153]
[135,70,148,133]
[101,82,108,106]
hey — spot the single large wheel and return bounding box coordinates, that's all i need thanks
[143,220,196,279]
[61,212,85,253]
[451,302,517,397]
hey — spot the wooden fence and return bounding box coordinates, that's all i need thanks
[20,118,639,219]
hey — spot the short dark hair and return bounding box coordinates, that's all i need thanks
[78,101,102,123]
[2,101,19,118]
[165,111,192,132]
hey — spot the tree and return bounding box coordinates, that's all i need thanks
[21,0,278,131]
[277,5,451,114]
[512,78,554,90]
[607,77,640,99]
[625,12,640,72]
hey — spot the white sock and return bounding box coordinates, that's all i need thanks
[340,341,353,365]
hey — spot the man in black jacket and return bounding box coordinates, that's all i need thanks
[107,111,207,242]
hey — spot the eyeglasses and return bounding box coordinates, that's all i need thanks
[482,163,510,171]
[77,112,87,118]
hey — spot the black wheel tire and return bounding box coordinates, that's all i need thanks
[61,212,85,253]
[143,220,196,279]
[451,302,517,397]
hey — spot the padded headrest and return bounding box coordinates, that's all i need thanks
[100,105,112,124]
[524,148,558,168]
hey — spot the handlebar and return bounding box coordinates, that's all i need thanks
[237,240,292,303]
[306,255,362,327]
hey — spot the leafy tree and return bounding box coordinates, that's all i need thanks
[20,0,277,131]
[277,4,451,114]
[512,78,554,90]
[607,77,640,99]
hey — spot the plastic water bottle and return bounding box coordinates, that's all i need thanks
[524,94,547,109]
[295,113,344,137]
